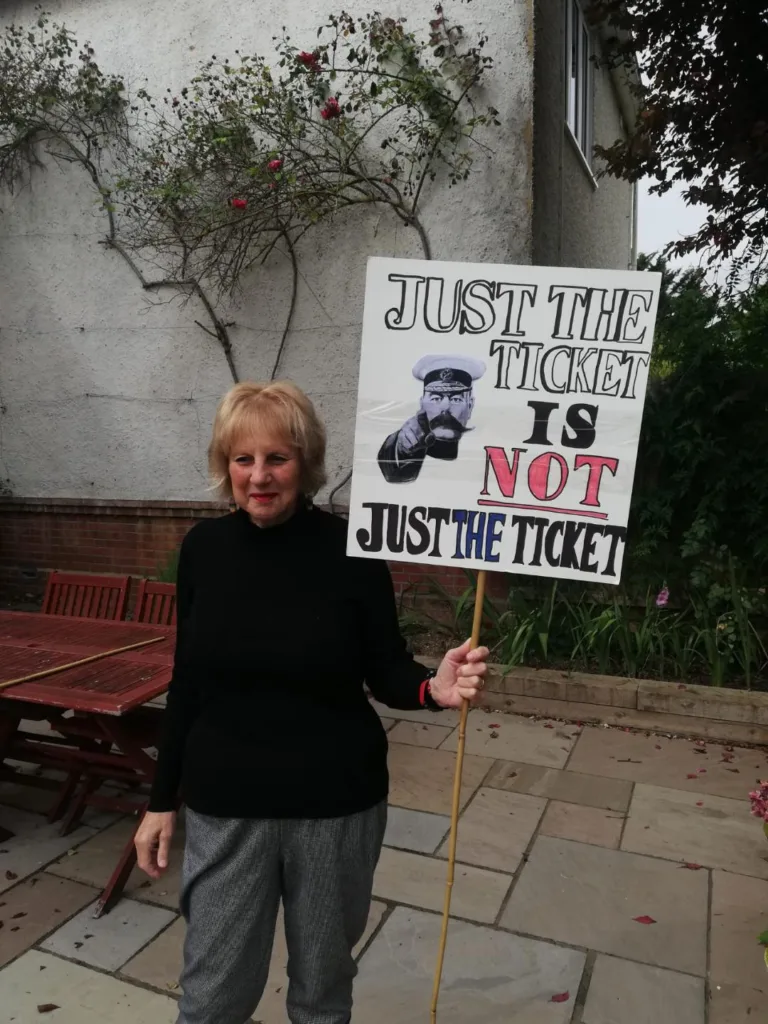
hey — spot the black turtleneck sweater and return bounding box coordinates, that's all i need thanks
[148,504,429,819]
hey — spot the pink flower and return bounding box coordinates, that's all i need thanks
[297,50,321,72]
[321,96,341,120]
[267,158,283,172]
[231,197,248,210]
[749,782,768,821]
[655,586,669,608]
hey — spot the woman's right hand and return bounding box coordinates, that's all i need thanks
[135,810,177,879]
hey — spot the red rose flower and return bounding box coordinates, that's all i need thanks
[267,158,283,171]
[231,197,248,210]
[320,96,341,120]
[297,50,321,72]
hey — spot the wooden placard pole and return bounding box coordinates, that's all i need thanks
[0,636,166,692]
[430,569,487,1024]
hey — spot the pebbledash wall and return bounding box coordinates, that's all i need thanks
[0,0,634,603]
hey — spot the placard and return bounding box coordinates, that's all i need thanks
[347,257,661,583]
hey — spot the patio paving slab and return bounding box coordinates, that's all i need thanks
[353,906,586,1024]
[0,871,95,968]
[120,915,186,992]
[0,767,122,827]
[41,898,177,971]
[0,770,68,817]
[386,743,492,816]
[436,787,546,872]
[121,901,388,1015]
[485,761,633,812]
[708,983,767,1023]
[710,870,768,993]
[568,728,767,800]
[441,715,576,768]
[0,948,178,1022]
[501,836,708,976]
[48,816,184,908]
[2,712,767,1023]
[373,846,511,924]
[370,700,460,728]
[247,901,387,1023]
[384,806,450,854]
[539,801,624,849]
[387,720,455,748]
[0,805,96,893]
[582,954,704,1024]
[621,785,768,878]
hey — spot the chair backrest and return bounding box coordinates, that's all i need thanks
[133,579,177,625]
[42,571,130,620]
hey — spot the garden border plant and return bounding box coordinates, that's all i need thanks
[403,569,768,691]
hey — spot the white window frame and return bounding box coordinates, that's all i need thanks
[565,0,594,165]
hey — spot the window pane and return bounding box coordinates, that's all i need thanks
[581,25,590,150]
[575,7,584,142]
[568,2,578,129]
[565,0,592,156]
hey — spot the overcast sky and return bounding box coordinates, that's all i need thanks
[637,179,705,269]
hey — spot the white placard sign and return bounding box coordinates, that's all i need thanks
[347,257,661,584]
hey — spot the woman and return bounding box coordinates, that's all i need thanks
[135,380,489,1024]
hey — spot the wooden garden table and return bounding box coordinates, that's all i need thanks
[0,610,175,915]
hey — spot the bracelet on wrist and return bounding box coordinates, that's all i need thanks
[419,669,442,712]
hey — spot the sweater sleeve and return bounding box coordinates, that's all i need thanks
[359,557,431,711]
[148,531,199,811]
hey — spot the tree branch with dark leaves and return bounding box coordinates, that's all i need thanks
[587,0,768,286]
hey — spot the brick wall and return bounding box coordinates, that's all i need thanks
[0,497,506,606]
[388,561,508,602]
[0,497,223,603]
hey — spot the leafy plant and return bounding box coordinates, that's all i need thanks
[0,15,127,197]
[629,257,768,595]
[494,582,560,670]
[154,548,179,584]
[0,6,497,382]
[112,6,496,296]
[565,598,616,675]
[665,611,700,682]
[416,572,768,689]
[589,0,768,283]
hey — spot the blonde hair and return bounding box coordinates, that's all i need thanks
[208,381,327,499]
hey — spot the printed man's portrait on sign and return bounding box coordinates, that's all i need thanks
[377,354,486,483]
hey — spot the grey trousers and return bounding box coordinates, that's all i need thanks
[176,802,387,1024]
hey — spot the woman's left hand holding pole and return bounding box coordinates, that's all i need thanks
[429,639,490,709]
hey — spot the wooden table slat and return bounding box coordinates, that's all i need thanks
[0,611,174,715]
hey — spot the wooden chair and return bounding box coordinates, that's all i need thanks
[12,572,129,823]
[48,580,176,835]
[133,579,177,625]
[42,571,130,621]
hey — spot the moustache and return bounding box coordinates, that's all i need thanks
[427,411,471,434]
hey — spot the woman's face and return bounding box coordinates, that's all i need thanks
[229,434,302,527]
